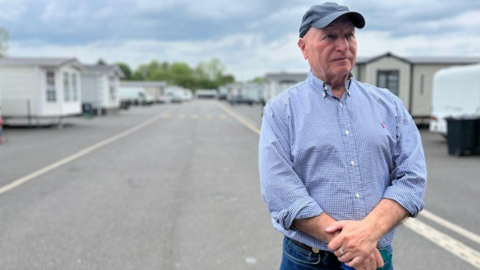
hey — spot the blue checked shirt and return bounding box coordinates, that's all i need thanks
[259,71,427,251]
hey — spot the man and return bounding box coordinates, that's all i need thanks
[259,2,427,270]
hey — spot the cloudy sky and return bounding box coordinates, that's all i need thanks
[1,0,480,81]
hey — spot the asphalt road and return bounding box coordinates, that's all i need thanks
[0,99,479,270]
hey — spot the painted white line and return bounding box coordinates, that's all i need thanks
[220,101,480,267]
[0,107,178,195]
[420,210,480,246]
[404,218,480,269]
[215,102,260,135]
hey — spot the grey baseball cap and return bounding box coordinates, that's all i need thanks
[299,2,365,38]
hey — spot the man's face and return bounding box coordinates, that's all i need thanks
[299,18,357,83]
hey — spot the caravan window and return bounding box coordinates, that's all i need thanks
[377,70,399,96]
[46,71,56,102]
[72,74,78,101]
[63,72,70,101]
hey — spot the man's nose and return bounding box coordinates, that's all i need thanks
[336,38,349,52]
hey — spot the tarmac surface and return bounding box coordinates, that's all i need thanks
[0,99,478,269]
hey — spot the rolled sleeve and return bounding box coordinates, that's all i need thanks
[384,103,427,217]
[259,99,323,231]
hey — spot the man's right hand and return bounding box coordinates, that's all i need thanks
[293,214,384,269]
[326,222,384,270]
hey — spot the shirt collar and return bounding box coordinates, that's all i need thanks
[307,71,354,98]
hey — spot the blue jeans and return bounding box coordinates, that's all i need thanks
[280,237,394,270]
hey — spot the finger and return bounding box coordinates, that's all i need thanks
[375,250,384,268]
[327,236,343,251]
[325,220,345,233]
[336,252,355,263]
[344,256,365,269]
[368,256,377,270]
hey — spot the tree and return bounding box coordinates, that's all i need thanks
[97,58,107,65]
[117,62,133,80]
[126,58,236,90]
[169,62,194,88]
[191,58,234,89]
[195,58,225,81]
[148,61,170,81]
[249,76,265,84]
[220,74,236,85]
[0,27,9,58]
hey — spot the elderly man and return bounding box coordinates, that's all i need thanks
[259,2,427,270]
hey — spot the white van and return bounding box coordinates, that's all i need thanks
[118,87,154,106]
[430,64,480,136]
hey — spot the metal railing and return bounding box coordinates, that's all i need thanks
[0,98,33,126]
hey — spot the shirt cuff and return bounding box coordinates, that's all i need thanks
[277,197,323,231]
[383,186,424,218]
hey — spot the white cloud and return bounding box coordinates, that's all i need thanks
[357,29,480,57]
[3,0,480,82]
[8,32,309,81]
[0,2,27,22]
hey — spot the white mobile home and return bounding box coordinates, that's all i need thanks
[353,52,480,122]
[81,64,124,115]
[430,64,480,135]
[0,57,83,121]
[224,82,263,102]
[195,89,218,99]
[263,72,308,101]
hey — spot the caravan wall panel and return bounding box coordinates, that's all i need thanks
[0,66,39,117]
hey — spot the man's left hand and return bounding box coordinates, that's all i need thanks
[326,220,380,268]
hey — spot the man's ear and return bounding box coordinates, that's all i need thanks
[298,39,308,60]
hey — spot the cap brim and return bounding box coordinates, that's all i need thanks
[312,11,365,29]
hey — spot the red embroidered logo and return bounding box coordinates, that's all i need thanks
[381,123,385,129]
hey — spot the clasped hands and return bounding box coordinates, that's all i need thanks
[326,220,385,270]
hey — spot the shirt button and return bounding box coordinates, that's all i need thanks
[322,93,326,97]
[356,193,360,199]
[350,160,355,167]
[345,130,349,135]
[339,103,343,107]
[324,85,328,90]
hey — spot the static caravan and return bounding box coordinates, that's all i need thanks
[264,72,307,101]
[353,52,480,123]
[195,89,218,99]
[224,82,263,103]
[0,57,83,123]
[430,64,480,136]
[81,64,124,115]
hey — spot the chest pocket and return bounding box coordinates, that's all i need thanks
[352,119,396,155]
